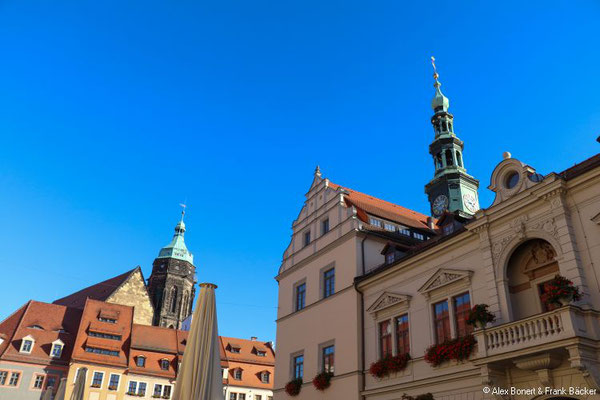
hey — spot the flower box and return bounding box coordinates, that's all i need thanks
[541,275,582,307]
[312,371,333,391]
[90,384,101,388]
[466,304,496,329]
[285,378,303,396]
[108,385,118,391]
[369,353,410,378]
[424,335,475,367]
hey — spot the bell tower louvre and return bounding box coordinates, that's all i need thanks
[147,209,197,329]
[424,57,480,218]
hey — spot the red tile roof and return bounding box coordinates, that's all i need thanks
[71,299,133,367]
[53,267,139,309]
[327,181,434,231]
[220,336,275,366]
[0,300,82,367]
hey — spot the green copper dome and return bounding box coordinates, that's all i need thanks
[431,79,449,112]
[157,216,194,264]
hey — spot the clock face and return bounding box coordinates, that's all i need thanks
[463,193,479,213]
[432,195,449,216]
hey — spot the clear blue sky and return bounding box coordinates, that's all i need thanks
[0,1,598,343]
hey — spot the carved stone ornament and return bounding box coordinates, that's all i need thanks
[418,268,473,296]
[367,292,411,314]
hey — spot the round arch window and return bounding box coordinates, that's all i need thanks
[505,171,519,189]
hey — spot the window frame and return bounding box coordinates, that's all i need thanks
[91,371,104,388]
[160,358,170,371]
[395,314,410,356]
[378,320,393,358]
[293,280,307,312]
[322,267,335,299]
[303,230,311,247]
[291,353,304,380]
[136,355,146,368]
[321,344,335,374]
[31,373,45,390]
[19,336,34,353]
[321,218,330,235]
[108,373,121,391]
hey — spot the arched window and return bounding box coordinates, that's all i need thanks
[436,153,443,169]
[507,239,559,320]
[456,151,463,167]
[170,287,178,314]
[445,149,453,166]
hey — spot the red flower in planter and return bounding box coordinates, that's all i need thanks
[424,335,475,367]
[285,378,303,396]
[312,372,333,391]
[540,275,582,307]
[368,354,410,378]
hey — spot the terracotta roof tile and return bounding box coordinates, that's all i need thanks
[53,267,139,309]
[0,301,82,366]
[226,361,273,389]
[327,181,434,231]
[220,336,275,365]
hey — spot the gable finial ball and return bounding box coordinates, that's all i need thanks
[503,151,512,160]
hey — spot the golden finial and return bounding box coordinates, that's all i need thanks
[431,56,439,81]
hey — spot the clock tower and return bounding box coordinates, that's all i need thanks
[424,58,480,218]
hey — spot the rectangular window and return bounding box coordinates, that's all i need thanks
[91,371,103,387]
[33,375,45,389]
[293,355,304,379]
[9,372,20,386]
[160,359,170,370]
[229,394,237,400]
[97,317,117,323]
[51,344,63,357]
[255,396,262,400]
[453,292,473,337]
[0,371,7,385]
[21,340,33,353]
[138,382,147,396]
[323,268,335,298]
[322,345,334,373]
[395,314,410,355]
[379,320,392,357]
[369,218,382,228]
[128,381,137,394]
[321,218,330,235]
[89,331,122,340]
[386,252,396,264]
[413,232,425,240]
[433,300,451,343]
[400,228,410,236]
[108,374,120,390]
[256,350,266,357]
[84,346,119,357]
[239,394,246,400]
[384,223,396,232]
[261,372,270,383]
[303,231,311,247]
[163,385,172,398]
[154,384,163,397]
[295,283,306,311]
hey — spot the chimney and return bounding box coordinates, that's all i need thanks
[251,336,257,341]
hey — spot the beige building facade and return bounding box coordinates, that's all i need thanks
[274,66,600,400]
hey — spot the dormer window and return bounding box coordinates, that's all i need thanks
[413,232,425,240]
[369,218,382,228]
[136,356,146,368]
[20,335,34,353]
[51,339,64,358]
[28,324,44,330]
[261,371,270,383]
[233,369,242,380]
[228,344,241,354]
[505,171,519,189]
[160,359,170,370]
[384,223,396,232]
[386,252,396,264]
[256,350,266,357]
[98,317,117,324]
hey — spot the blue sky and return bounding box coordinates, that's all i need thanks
[0,1,598,343]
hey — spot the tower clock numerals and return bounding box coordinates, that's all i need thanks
[432,194,449,216]
[463,193,479,213]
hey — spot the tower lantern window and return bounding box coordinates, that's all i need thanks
[445,150,453,166]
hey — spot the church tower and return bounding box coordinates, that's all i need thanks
[424,58,480,218]
[147,210,196,329]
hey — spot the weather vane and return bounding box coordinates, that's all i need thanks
[431,56,439,80]
[179,202,187,221]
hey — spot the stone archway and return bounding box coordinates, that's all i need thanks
[506,239,559,320]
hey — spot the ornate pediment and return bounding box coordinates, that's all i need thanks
[367,292,411,314]
[418,268,473,296]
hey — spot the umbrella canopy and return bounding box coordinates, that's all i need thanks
[54,378,67,400]
[173,283,223,400]
[70,367,87,400]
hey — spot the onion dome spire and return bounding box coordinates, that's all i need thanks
[157,204,194,264]
[431,56,449,112]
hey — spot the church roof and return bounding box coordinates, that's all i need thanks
[327,181,435,231]
[157,215,194,264]
[53,267,140,309]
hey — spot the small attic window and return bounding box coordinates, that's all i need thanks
[233,369,242,380]
[51,340,64,358]
[369,218,382,228]
[136,355,146,368]
[20,336,34,353]
[160,359,170,370]
[28,325,44,330]
[229,346,240,354]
